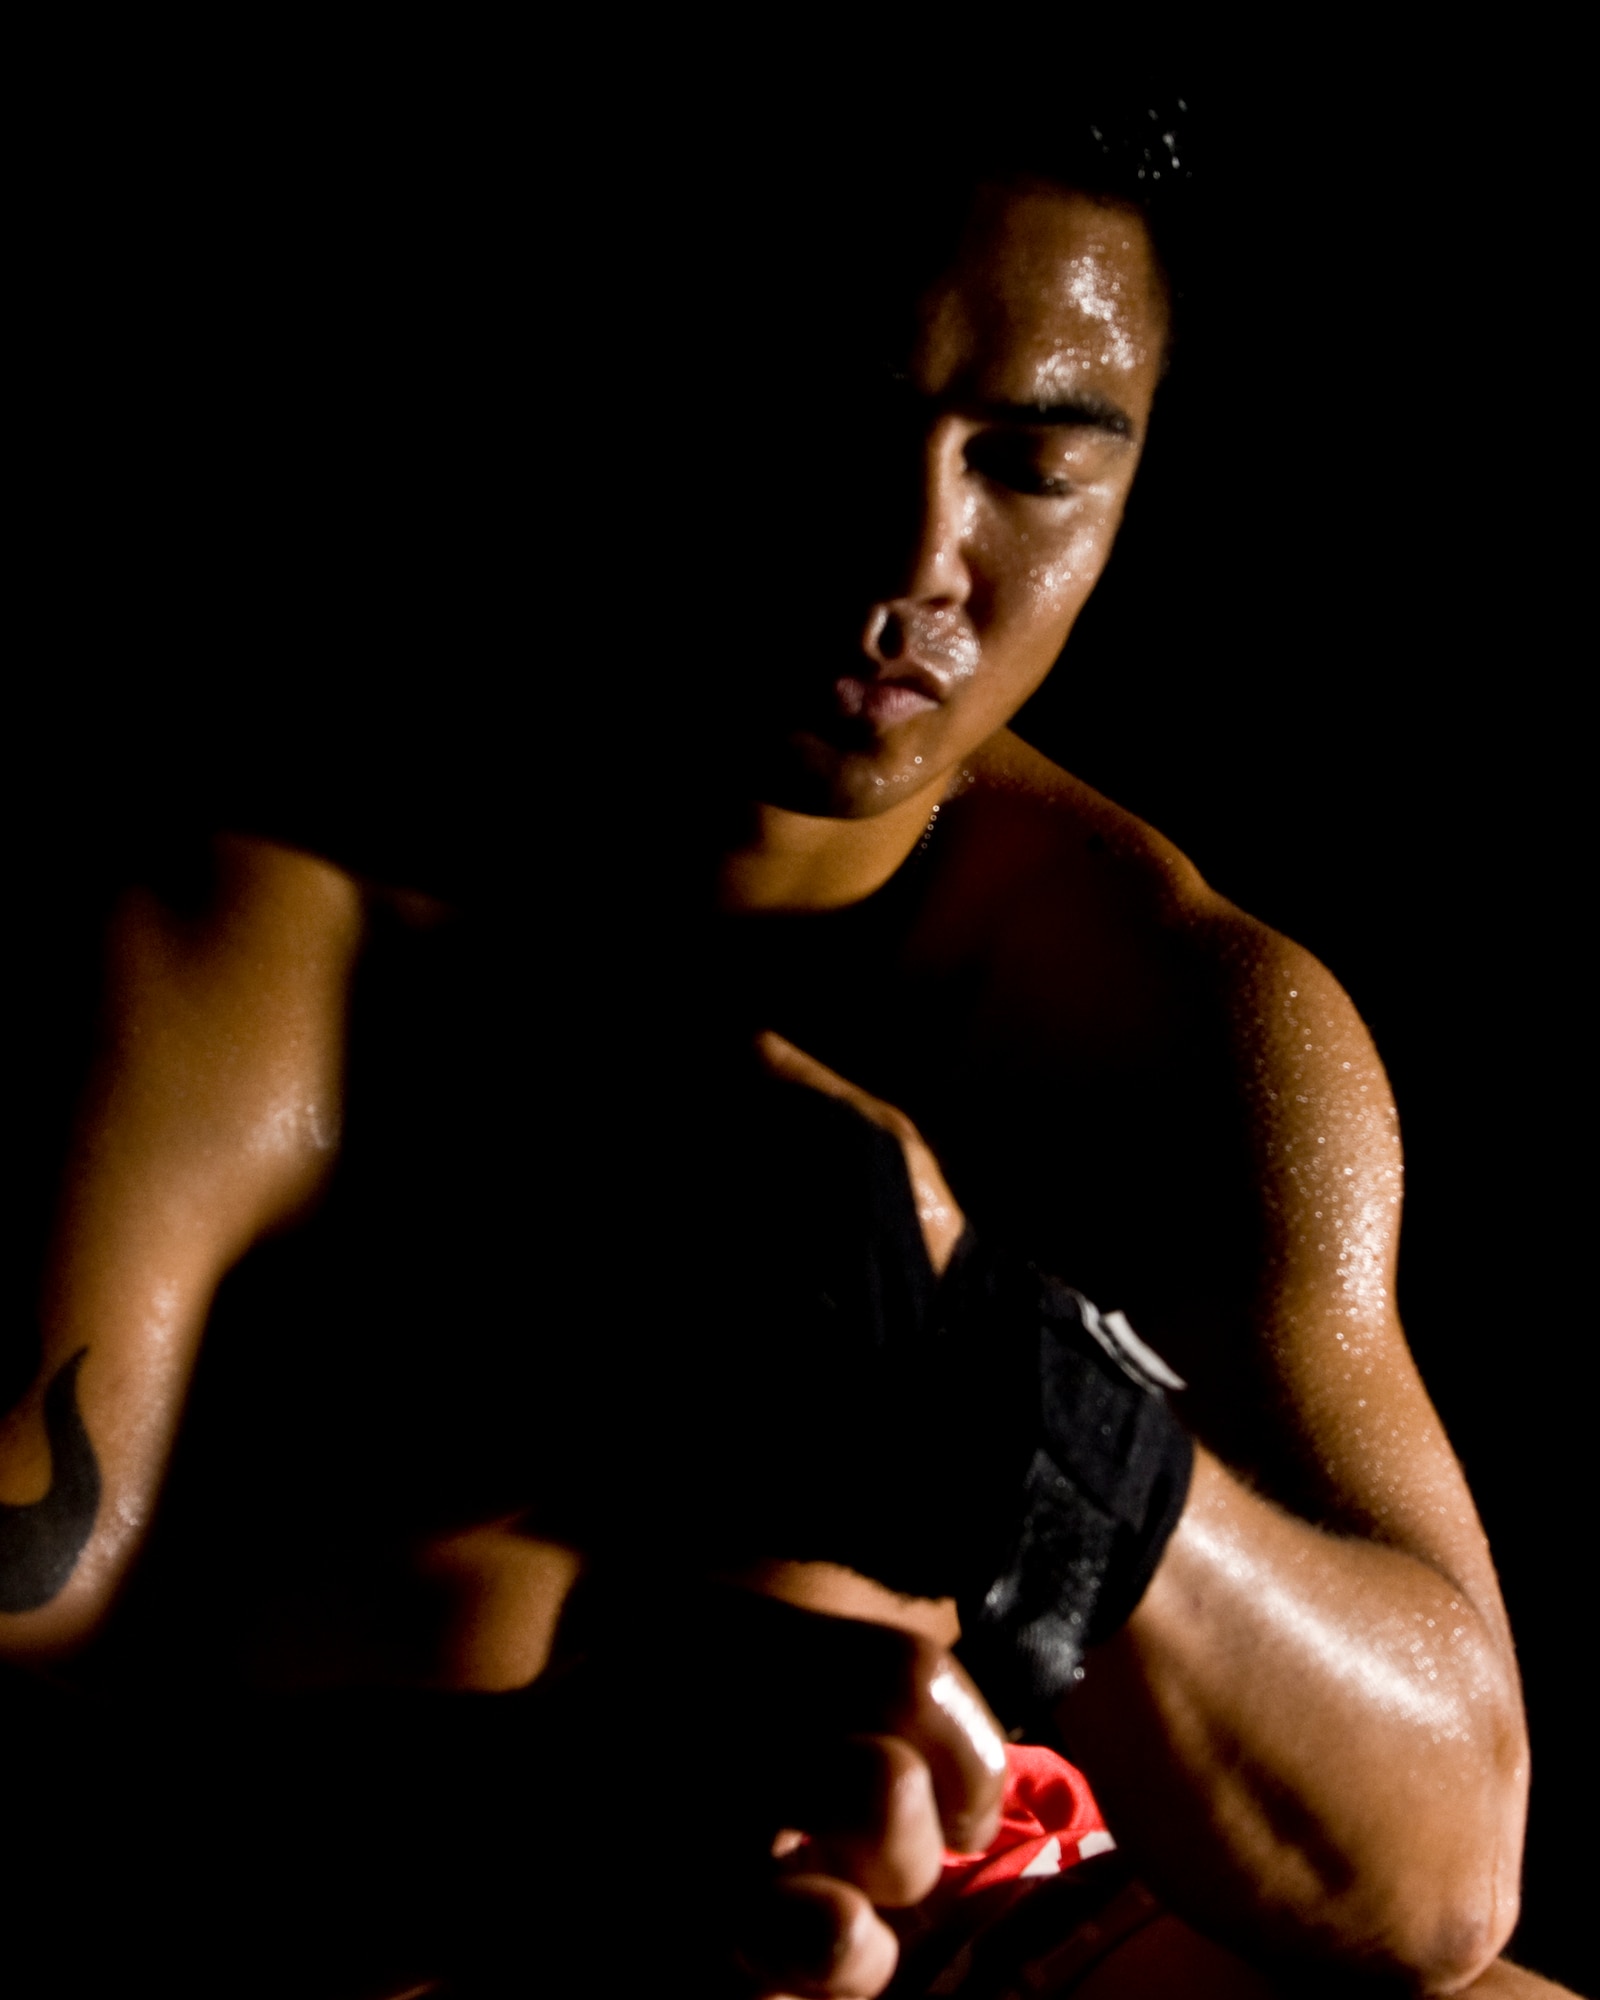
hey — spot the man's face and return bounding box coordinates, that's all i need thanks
[746,181,1166,818]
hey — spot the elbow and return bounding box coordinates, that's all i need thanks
[1416,1849,1524,1995]
[1,1350,105,1630]
[1,1528,112,1663]
[1319,1852,1519,1995]
[1,1499,124,1665]
[0,1564,118,1664]
[1301,1834,1521,1995]
[1361,1714,1528,1993]
[1401,1884,1519,1997]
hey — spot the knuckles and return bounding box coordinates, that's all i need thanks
[797,1735,944,1908]
[740,1874,900,1998]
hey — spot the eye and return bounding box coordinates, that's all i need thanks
[963,432,1074,498]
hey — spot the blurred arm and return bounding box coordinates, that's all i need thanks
[0,834,362,1657]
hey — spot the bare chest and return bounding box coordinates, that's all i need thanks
[716,857,1262,1394]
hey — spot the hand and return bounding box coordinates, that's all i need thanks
[730,1608,1007,1999]
[552,1581,1007,1998]
[754,1032,966,1278]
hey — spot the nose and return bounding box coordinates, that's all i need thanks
[861,419,971,664]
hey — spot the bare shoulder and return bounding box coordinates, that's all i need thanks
[948,732,1381,1092]
[955,728,1212,921]
[956,727,1402,1267]
[83,830,370,1227]
[104,829,367,982]
[1,834,373,1652]
[944,736,1471,1570]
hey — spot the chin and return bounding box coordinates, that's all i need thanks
[755,729,944,820]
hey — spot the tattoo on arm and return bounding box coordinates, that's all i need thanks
[0,1351,101,1613]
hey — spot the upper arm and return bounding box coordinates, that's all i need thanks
[951,756,1507,1638]
[1202,911,1510,1643]
[0,834,363,1655]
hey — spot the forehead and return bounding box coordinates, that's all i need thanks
[912,181,1166,410]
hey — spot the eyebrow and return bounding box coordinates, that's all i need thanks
[885,369,1140,442]
[969,392,1137,439]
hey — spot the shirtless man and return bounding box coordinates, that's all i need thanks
[679,162,1549,1995]
[0,132,1570,1995]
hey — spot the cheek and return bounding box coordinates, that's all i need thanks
[975,494,1123,647]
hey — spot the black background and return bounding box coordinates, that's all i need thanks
[10,59,1589,1992]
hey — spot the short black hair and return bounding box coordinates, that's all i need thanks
[851,91,1198,358]
[686,89,1198,395]
[973,91,1197,306]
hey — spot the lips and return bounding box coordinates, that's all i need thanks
[804,602,981,735]
[833,673,943,726]
[831,603,981,729]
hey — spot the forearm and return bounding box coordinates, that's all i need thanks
[1058,1447,1528,1990]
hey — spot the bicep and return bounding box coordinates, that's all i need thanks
[1,837,362,1649]
[1213,928,1507,1633]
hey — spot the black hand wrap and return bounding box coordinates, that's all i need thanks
[935,1236,1194,1728]
[604,1072,1193,1731]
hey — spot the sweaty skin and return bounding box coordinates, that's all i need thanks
[0,837,362,1659]
[0,848,1008,2000]
[702,182,1529,1993]
[419,182,1537,1993]
[719,746,1528,1992]
[0,183,1545,1997]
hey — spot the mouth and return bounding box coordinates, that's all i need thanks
[832,673,944,727]
[824,604,980,731]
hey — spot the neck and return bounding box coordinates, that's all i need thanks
[716,789,942,914]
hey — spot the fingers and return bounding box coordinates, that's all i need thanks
[753,1031,966,1275]
[897,1127,966,1278]
[784,1735,944,1907]
[701,1589,1008,1856]
[892,1644,1008,1855]
[753,1031,900,1124]
[734,1873,900,1999]
[567,1585,1008,1993]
